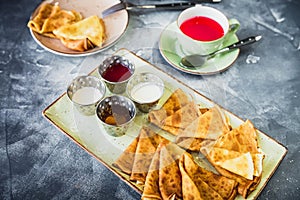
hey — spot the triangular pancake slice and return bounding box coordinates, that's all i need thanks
[179,153,227,200]
[179,161,202,200]
[53,15,106,47]
[175,106,229,151]
[217,152,254,180]
[130,126,168,183]
[208,147,255,180]
[205,145,261,198]
[142,142,165,200]
[177,106,229,140]
[162,102,201,128]
[214,120,259,153]
[160,88,191,116]
[148,109,167,129]
[202,120,265,198]
[159,144,182,199]
[181,153,238,200]
[212,120,264,178]
[161,102,201,135]
[214,165,261,198]
[148,88,191,128]
[112,136,139,175]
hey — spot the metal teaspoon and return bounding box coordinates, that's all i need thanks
[180,35,262,69]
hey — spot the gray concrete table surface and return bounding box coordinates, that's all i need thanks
[1,0,299,199]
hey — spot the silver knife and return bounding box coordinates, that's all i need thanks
[102,0,222,18]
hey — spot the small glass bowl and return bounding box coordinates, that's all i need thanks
[98,55,135,94]
[96,95,136,137]
[67,75,106,116]
[126,72,164,112]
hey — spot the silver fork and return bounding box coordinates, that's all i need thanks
[102,0,222,18]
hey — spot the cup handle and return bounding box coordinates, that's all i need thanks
[228,18,240,34]
[221,18,240,48]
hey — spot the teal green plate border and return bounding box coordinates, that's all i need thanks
[159,22,240,75]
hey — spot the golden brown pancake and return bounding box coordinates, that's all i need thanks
[179,161,203,200]
[149,88,191,129]
[159,144,182,199]
[53,15,106,47]
[202,120,265,198]
[214,165,262,198]
[181,153,238,200]
[162,102,201,128]
[175,106,229,151]
[60,38,95,52]
[28,3,82,37]
[141,143,164,200]
[130,127,168,183]
[112,136,139,175]
[209,148,254,180]
[212,120,264,177]
[213,120,259,153]
[160,102,201,136]
[28,3,106,51]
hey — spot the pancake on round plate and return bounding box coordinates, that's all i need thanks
[53,15,106,51]
[27,3,82,38]
[28,3,106,52]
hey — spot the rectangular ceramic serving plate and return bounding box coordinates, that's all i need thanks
[43,48,287,200]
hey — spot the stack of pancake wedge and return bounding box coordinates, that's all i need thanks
[113,126,238,200]
[202,120,265,198]
[146,88,265,198]
[148,88,202,136]
[113,126,169,184]
[179,152,238,200]
[175,106,230,151]
[28,3,106,51]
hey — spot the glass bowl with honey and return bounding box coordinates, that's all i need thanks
[96,95,136,137]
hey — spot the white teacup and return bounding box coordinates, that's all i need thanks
[177,5,240,55]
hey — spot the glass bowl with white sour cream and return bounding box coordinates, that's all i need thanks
[67,75,106,115]
[126,72,164,112]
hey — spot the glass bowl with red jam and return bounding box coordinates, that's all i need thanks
[98,55,135,94]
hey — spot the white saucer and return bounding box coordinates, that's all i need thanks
[29,0,128,57]
[159,22,240,75]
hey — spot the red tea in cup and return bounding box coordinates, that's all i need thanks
[180,16,224,41]
[176,6,240,55]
